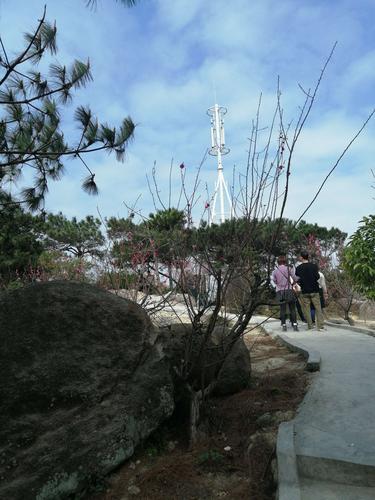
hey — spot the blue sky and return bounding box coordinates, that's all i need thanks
[1,0,374,235]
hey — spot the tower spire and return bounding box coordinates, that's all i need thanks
[207,104,233,225]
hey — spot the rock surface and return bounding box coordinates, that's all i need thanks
[158,322,251,397]
[214,325,252,396]
[0,281,174,500]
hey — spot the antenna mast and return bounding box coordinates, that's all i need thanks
[207,104,233,225]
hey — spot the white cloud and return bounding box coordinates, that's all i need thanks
[285,169,374,236]
[156,0,202,31]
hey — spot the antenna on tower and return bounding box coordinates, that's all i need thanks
[207,103,233,225]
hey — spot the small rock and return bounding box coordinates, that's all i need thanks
[167,441,176,451]
[223,446,231,452]
[247,431,276,455]
[129,461,136,469]
[256,412,273,427]
[127,485,141,496]
[273,410,294,423]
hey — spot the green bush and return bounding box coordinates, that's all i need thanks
[343,215,375,299]
[197,449,224,465]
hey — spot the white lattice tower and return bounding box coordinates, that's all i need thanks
[207,104,233,225]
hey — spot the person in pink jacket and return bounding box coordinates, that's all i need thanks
[271,255,299,331]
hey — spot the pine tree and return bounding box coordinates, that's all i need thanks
[0,191,43,284]
[43,212,105,258]
[0,7,135,210]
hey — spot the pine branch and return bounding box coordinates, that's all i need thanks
[0,7,47,86]
[0,8,135,209]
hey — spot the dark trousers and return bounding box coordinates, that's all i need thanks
[296,299,305,322]
[276,289,297,325]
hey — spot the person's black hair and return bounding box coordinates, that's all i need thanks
[300,250,309,260]
[277,255,287,265]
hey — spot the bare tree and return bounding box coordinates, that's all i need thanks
[110,47,375,442]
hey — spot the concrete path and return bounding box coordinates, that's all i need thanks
[257,316,375,500]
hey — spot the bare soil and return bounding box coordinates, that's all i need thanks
[88,327,311,500]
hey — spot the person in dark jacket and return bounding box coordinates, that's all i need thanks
[295,250,325,330]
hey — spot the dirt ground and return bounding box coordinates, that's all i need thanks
[88,327,311,500]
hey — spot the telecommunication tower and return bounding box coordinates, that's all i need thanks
[207,104,233,225]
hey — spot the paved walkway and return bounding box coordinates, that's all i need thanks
[257,316,375,500]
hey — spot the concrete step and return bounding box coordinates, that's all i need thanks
[300,478,375,500]
[297,454,375,487]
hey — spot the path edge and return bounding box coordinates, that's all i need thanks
[265,329,321,372]
[276,421,302,500]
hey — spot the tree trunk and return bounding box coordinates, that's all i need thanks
[168,263,174,290]
[154,255,161,286]
[187,382,216,447]
[188,390,201,446]
[344,310,355,325]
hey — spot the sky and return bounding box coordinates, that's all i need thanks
[1,0,375,236]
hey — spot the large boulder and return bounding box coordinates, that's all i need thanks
[158,322,251,397]
[0,281,174,500]
[214,327,252,396]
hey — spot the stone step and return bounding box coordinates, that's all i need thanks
[300,477,375,500]
[297,454,375,487]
